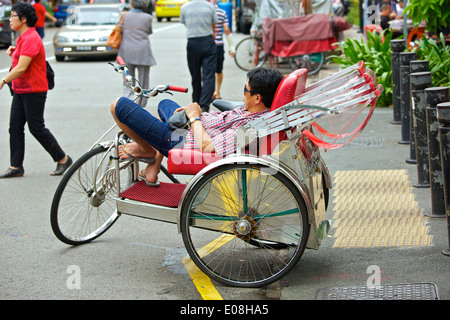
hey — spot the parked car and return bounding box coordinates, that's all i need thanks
[155,0,188,22]
[0,1,12,47]
[54,0,87,27]
[53,4,124,61]
[90,0,125,3]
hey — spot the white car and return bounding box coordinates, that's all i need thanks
[53,4,124,61]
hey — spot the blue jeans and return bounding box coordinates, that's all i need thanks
[115,97,185,157]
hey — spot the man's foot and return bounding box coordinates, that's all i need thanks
[119,145,155,164]
[138,169,160,187]
[118,142,156,162]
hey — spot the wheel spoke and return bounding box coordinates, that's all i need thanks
[51,146,133,245]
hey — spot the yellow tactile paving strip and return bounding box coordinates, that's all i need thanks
[330,170,432,248]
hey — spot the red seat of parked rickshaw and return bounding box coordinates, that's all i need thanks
[166,68,309,175]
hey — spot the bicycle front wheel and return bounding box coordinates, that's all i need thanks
[234,37,266,71]
[180,164,310,288]
[50,145,133,245]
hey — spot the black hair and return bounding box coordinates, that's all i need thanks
[247,67,284,109]
[12,2,38,28]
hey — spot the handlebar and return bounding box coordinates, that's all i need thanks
[110,56,188,98]
[116,56,126,66]
[167,85,188,93]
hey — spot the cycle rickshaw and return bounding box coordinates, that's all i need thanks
[234,13,351,75]
[50,58,382,288]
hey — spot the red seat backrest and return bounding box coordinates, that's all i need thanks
[259,68,308,156]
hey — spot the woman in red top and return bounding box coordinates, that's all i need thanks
[0,2,71,178]
[33,0,57,39]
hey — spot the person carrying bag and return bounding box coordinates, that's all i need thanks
[107,11,126,49]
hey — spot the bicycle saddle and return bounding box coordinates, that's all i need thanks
[212,99,244,112]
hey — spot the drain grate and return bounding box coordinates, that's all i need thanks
[345,136,383,148]
[317,283,439,300]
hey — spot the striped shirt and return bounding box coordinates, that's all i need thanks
[184,107,269,157]
[214,5,228,45]
[180,0,218,38]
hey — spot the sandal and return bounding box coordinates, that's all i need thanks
[119,145,155,164]
[138,169,160,187]
[51,156,73,176]
[0,167,24,178]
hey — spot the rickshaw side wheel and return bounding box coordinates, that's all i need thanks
[180,163,310,288]
[50,145,133,245]
[288,52,325,75]
[234,36,267,72]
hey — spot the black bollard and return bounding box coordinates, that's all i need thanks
[407,61,429,164]
[437,102,450,255]
[411,71,432,188]
[437,102,450,256]
[390,39,405,125]
[398,52,417,145]
[425,87,449,217]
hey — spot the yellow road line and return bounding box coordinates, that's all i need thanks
[183,234,234,300]
[182,258,223,300]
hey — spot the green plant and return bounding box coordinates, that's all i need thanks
[413,34,450,88]
[329,30,393,107]
[404,0,450,35]
[345,0,360,27]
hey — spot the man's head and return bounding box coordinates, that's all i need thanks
[380,3,391,16]
[244,67,284,112]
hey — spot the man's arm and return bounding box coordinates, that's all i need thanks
[184,102,215,153]
[223,24,235,57]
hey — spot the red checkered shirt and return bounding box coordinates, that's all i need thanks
[184,107,269,156]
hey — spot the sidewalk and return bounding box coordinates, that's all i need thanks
[279,106,449,300]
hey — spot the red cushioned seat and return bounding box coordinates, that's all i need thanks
[167,68,308,175]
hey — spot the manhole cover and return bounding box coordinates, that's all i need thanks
[317,283,439,300]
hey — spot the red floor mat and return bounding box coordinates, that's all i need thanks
[120,180,187,207]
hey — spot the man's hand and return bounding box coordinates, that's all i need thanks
[184,102,202,119]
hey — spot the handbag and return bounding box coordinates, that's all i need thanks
[46,61,55,90]
[168,110,189,130]
[107,12,126,49]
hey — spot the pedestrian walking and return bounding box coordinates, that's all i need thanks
[212,0,235,100]
[33,0,57,39]
[117,0,156,107]
[180,0,218,112]
[0,2,71,178]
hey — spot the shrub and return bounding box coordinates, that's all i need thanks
[413,34,450,88]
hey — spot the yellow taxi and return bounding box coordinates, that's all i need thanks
[155,0,189,22]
